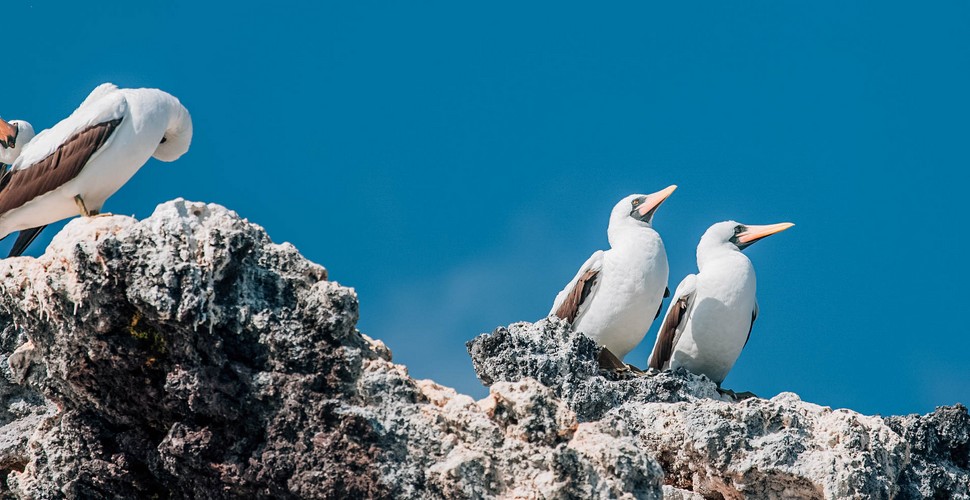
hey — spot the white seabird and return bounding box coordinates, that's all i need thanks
[0,83,193,257]
[549,186,676,365]
[648,220,793,389]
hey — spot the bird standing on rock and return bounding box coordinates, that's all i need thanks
[550,186,676,367]
[648,220,793,396]
[0,83,193,257]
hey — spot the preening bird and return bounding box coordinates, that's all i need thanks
[648,221,793,389]
[0,83,193,257]
[549,186,676,365]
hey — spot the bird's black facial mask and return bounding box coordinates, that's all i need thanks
[730,224,751,250]
[629,196,653,222]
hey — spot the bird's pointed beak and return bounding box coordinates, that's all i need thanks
[736,222,795,245]
[638,185,677,218]
[0,118,16,149]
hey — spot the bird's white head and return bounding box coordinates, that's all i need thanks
[697,220,794,268]
[0,118,35,164]
[152,96,193,162]
[607,185,677,245]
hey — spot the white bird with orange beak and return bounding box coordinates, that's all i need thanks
[550,186,677,365]
[648,220,794,390]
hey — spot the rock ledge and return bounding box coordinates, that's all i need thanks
[0,200,964,499]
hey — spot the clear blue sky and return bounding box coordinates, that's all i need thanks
[6,2,968,416]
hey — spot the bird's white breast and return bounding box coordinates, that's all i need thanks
[574,232,668,359]
[671,252,756,384]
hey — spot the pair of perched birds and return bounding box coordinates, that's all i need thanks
[0,84,192,257]
[549,186,793,392]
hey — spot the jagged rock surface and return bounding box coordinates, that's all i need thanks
[468,319,970,499]
[467,319,727,421]
[0,200,663,499]
[0,199,966,499]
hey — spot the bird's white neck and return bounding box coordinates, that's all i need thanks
[696,241,748,272]
[608,225,665,266]
[607,221,659,248]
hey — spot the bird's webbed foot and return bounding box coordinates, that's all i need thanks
[597,348,647,377]
[717,387,759,401]
[597,348,627,371]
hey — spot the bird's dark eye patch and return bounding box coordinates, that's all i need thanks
[734,225,745,234]
[160,137,168,144]
[632,199,641,207]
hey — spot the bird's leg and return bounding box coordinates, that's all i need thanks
[74,195,93,217]
[74,195,112,218]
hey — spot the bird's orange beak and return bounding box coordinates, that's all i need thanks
[0,118,16,149]
[736,222,795,244]
[637,185,677,218]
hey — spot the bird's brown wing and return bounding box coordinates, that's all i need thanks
[649,295,689,370]
[744,301,759,347]
[648,275,696,370]
[554,268,599,324]
[0,118,122,216]
[654,286,670,320]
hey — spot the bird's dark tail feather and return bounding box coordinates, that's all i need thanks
[7,226,47,258]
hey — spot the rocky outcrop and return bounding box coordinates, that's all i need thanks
[468,320,970,499]
[0,199,965,499]
[0,200,662,499]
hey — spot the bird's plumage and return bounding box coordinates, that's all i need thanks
[0,84,192,256]
[550,250,603,324]
[549,188,675,361]
[647,220,790,384]
[648,273,696,370]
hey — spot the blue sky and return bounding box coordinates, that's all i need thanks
[5,2,968,416]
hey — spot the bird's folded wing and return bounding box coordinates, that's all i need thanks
[745,300,759,347]
[648,274,697,370]
[0,119,122,215]
[12,91,126,171]
[549,250,604,324]
[78,83,120,109]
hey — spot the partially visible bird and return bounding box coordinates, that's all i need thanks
[0,118,35,165]
[648,221,793,393]
[0,83,193,257]
[550,186,676,366]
